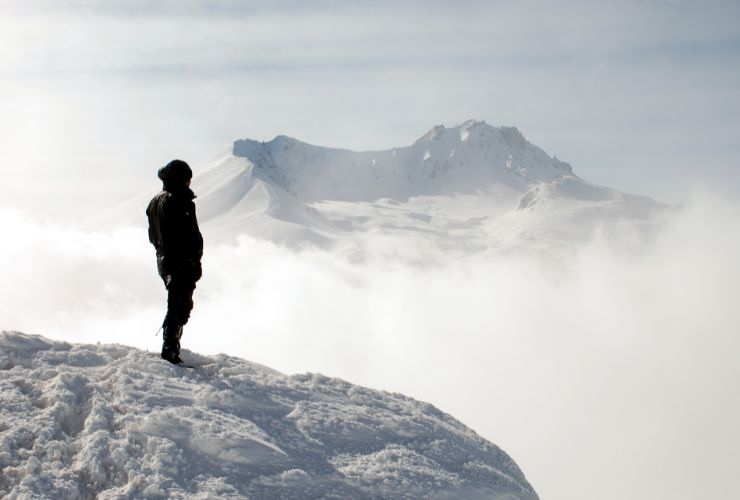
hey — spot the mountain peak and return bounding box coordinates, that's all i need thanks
[412,119,529,146]
[95,119,663,253]
[415,124,446,144]
[232,135,307,159]
[270,134,300,146]
[459,118,487,129]
[221,119,583,208]
[232,137,266,158]
[415,119,492,144]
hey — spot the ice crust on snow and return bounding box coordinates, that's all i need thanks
[0,331,538,499]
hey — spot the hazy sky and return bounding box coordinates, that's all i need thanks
[1,0,739,220]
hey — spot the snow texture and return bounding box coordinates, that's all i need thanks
[0,332,538,499]
[87,120,667,256]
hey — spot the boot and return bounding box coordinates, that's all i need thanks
[161,325,183,364]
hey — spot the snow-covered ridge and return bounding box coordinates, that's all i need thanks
[0,331,539,499]
[85,119,667,254]
[227,119,574,203]
[190,119,665,251]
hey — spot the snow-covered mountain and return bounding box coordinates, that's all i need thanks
[0,331,538,499]
[195,119,665,252]
[92,119,667,255]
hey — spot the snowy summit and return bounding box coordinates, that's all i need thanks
[191,119,665,251]
[93,119,666,255]
[0,332,539,499]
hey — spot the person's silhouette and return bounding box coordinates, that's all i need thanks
[146,159,203,364]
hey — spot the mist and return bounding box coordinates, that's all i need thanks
[1,191,738,500]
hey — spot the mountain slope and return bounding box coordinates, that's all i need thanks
[0,331,539,499]
[87,119,667,254]
[194,120,665,251]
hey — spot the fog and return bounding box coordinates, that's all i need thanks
[1,191,738,500]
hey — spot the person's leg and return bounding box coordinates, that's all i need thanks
[161,325,182,363]
[161,276,196,363]
[164,277,196,327]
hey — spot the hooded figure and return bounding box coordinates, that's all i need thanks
[146,159,203,364]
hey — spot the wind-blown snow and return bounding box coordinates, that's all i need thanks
[0,332,538,499]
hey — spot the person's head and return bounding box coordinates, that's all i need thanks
[158,159,193,190]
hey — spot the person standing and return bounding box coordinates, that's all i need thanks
[146,159,203,364]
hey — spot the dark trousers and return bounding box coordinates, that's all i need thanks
[163,275,196,327]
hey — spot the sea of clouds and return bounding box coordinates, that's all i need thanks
[1,191,738,500]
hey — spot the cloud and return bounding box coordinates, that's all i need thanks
[1,190,739,500]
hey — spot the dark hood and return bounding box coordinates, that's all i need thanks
[158,159,192,189]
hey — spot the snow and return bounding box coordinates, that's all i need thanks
[193,120,665,253]
[86,120,667,258]
[0,331,538,499]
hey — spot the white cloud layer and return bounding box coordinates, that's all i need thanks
[2,191,739,500]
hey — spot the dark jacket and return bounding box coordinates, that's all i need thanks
[146,185,203,282]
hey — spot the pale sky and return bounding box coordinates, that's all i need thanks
[0,0,738,220]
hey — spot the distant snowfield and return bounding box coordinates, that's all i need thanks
[0,331,538,499]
